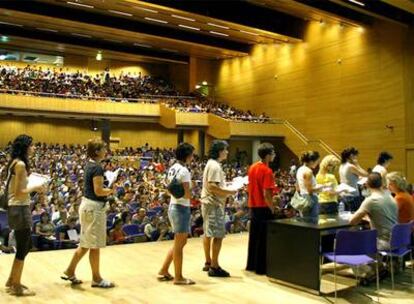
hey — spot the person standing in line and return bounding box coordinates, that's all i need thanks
[339,147,368,211]
[296,151,322,219]
[201,140,237,277]
[6,135,46,296]
[62,138,115,288]
[246,143,276,275]
[372,152,393,186]
[316,155,342,215]
[158,143,196,285]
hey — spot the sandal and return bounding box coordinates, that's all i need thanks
[61,274,83,285]
[9,285,36,296]
[174,278,195,285]
[157,274,174,282]
[91,279,115,288]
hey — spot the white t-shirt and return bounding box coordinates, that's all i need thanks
[167,163,191,207]
[201,159,226,206]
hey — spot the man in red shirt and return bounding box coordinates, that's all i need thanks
[246,143,276,275]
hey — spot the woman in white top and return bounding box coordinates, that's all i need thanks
[159,143,195,285]
[339,147,368,211]
[6,135,46,296]
[296,151,322,219]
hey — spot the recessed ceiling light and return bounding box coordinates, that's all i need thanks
[71,33,92,38]
[66,1,94,9]
[178,24,200,31]
[171,14,195,22]
[209,31,229,37]
[145,17,168,24]
[240,30,259,36]
[207,23,229,29]
[348,0,365,6]
[134,43,152,48]
[0,21,23,27]
[36,27,58,33]
[104,39,122,43]
[108,10,133,17]
[137,7,158,14]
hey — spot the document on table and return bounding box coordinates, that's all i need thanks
[357,177,368,185]
[67,229,79,242]
[27,173,50,189]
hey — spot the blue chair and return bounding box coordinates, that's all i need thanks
[151,207,163,214]
[323,229,380,302]
[146,210,157,218]
[122,224,144,238]
[380,221,414,290]
[0,211,8,230]
[106,213,117,228]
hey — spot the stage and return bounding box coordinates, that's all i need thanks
[0,233,413,304]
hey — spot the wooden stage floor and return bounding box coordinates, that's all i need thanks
[0,233,413,304]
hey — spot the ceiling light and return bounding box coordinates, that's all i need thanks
[357,26,365,33]
[0,21,23,27]
[71,33,92,38]
[1,36,9,42]
[96,51,102,61]
[195,85,201,89]
[104,39,122,43]
[162,48,179,53]
[207,22,229,29]
[178,24,200,31]
[0,54,6,60]
[171,14,195,22]
[134,43,152,48]
[348,0,365,6]
[108,10,133,17]
[240,30,259,36]
[137,7,158,14]
[202,81,208,86]
[36,27,58,33]
[209,31,229,37]
[66,1,94,9]
[145,17,168,24]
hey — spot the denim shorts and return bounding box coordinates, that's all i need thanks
[168,204,191,234]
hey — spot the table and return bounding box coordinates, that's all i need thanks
[266,216,357,294]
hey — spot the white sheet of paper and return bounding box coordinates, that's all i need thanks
[67,229,79,242]
[105,168,120,187]
[336,183,357,193]
[357,177,368,185]
[27,173,50,189]
[225,176,248,191]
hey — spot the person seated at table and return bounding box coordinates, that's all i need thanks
[35,212,56,249]
[349,173,397,279]
[56,216,80,249]
[386,172,414,225]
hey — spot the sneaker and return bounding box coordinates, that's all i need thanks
[208,267,230,277]
[202,262,211,272]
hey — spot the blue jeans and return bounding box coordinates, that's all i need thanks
[301,194,319,219]
[168,204,191,234]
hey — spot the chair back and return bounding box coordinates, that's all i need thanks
[122,224,140,236]
[335,229,378,255]
[0,210,8,229]
[390,221,414,249]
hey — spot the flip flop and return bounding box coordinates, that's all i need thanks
[91,279,115,288]
[61,274,83,285]
[157,274,174,282]
[174,278,195,285]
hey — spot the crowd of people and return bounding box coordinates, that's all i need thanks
[0,64,270,123]
[0,141,295,255]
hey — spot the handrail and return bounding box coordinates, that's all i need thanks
[0,89,195,102]
[283,120,339,158]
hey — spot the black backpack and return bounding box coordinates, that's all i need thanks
[167,167,185,199]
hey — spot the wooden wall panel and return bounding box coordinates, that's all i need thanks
[215,20,408,173]
[0,115,96,147]
[110,122,177,149]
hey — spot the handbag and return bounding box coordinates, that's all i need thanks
[290,191,312,212]
[167,167,185,199]
[0,162,17,210]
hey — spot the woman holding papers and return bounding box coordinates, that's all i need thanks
[339,147,368,211]
[6,134,46,296]
[62,138,115,288]
[316,155,342,215]
[246,143,276,275]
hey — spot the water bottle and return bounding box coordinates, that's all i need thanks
[338,201,345,215]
